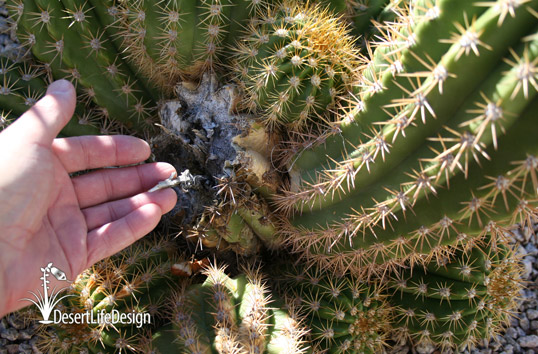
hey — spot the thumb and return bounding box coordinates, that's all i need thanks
[8,80,76,145]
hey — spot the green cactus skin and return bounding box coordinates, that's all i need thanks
[387,240,523,351]
[320,0,393,40]
[5,0,276,136]
[35,238,180,353]
[273,0,538,276]
[276,264,392,354]
[232,1,362,132]
[150,264,308,354]
[6,0,157,135]
[115,0,273,93]
[0,56,105,136]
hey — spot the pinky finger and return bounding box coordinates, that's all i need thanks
[85,203,162,267]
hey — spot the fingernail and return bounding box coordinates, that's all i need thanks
[47,80,74,95]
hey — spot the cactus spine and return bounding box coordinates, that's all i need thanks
[273,0,538,276]
[276,263,392,353]
[151,264,308,353]
[35,238,178,353]
[388,240,523,351]
[232,1,362,131]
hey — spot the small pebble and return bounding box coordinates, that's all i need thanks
[6,314,23,330]
[520,317,530,331]
[518,327,527,338]
[506,327,518,339]
[0,328,18,341]
[519,335,538,348]
[503,344,514,354]
[523,260,534,279]
[5,344,19,354]
[528,309,538,320]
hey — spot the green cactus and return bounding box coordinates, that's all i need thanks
[150,263,308,353]
[5,0,275,136]
[271,0,538,277]
[0,56,108,136]
[319,0,394,40]
[387,239,523,351]
[232,1,362,131]
[3,0,533,352]
[275,263,392,353]
[34,237,180,353]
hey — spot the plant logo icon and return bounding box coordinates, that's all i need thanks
[20,262,72,324]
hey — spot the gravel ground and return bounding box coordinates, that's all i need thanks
[0,2,536,353]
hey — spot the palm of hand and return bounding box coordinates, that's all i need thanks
[0,143,87,315]
[0,81,177,317]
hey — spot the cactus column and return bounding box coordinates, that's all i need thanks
[267,0,538,276]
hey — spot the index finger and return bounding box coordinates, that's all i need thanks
[52,135,151,173]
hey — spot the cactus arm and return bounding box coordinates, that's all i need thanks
[292,25,538,227]
[387,242,522,350]
[290,0,538,211]
[287,89,538,274]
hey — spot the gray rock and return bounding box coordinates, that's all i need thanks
[519,335,538,348]
[6,315,23,330]
[531,320,538,330]
[518,327,527,337]
[521,317,530,331]
[502,344,514,354]
[506,327,519,339]
[528,309,538,320]
[18,343,32,354]
[525,242,538,254]
[505,336,521,352]
[5,344,19,354]
[523,260,534,279]
[0,328,18,341]
[17,329,32,340]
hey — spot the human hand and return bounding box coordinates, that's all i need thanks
[0,80,177,317]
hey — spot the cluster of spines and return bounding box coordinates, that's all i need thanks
[387,240,523,351]
[6,0,158,136]
[0,55,115,136]
[0,57,46,131]
[273,0,538,276]
[232,0,362,132]
[115,0,270,94]
[5,0,271,136]
[152,263,308,353]
[277,264,392,353]
[36,238,178,353]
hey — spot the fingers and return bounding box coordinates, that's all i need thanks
[82,189,177,231]
[72,162,176,209]
[85,203,163,266]
[8,80,76,145]
[52,135,151,173]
